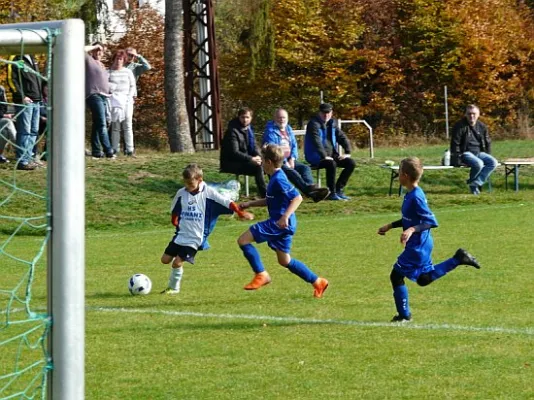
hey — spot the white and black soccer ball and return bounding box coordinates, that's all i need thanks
[128,273,152,295]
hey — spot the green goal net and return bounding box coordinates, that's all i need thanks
[0,20,85,400]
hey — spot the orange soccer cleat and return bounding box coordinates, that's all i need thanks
[313,277,329,298]
[244,272,271,290]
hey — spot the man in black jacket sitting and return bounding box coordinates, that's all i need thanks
[450,104,498,195]
[220,108,266,198]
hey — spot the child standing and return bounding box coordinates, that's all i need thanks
[377,157,481,321]
[237,144,329,298]
[160,164,253,294]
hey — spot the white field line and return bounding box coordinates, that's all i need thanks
[89,306,534,336]
[84,202,533,239]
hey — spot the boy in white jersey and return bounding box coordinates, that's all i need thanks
[160,164,253,294]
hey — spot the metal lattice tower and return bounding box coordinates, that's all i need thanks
[183,0,222,150]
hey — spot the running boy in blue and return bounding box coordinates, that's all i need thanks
[160,163,253,294]
[377,157,481,321]
[237,144,329,298]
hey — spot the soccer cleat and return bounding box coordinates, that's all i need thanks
[125,151,137,158]
[391,314,412,323]
[0,155,9,164]
[313,277,329,298]
[160,287,180,295]
[244,272,271,290]
[454,248,481,269]
[309,187,330,203]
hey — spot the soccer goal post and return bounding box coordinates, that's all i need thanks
[0,19,85,400]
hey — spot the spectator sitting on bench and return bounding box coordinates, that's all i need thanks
[450,104,498,195]
[304,103,355,201]
[220,107,266,198]
[262,108,330,203]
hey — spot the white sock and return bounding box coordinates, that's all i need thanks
[168,266,183,291]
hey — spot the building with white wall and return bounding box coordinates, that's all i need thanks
[94,0,164,42]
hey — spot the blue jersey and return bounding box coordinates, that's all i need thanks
[396,186,438,272]
[249,169,300,253]
[170,182,233,250]
[266,169,300,230]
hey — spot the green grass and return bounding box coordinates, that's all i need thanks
[1,140,534,399]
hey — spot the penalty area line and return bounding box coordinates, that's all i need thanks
[89,306,534,336]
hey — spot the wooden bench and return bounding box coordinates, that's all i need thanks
[382,165,453,196]
[381,164,498,196]
[503,158,534,192]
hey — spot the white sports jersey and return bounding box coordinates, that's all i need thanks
[170,182,233,250]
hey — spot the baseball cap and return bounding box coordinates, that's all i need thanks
[319,103,333,113]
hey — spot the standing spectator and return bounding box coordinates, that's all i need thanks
[0,85,17,164]
[304,103,356,200]
[7,55,42,170]
[108,49,136,157]
[85,43,115,159]
[125,47,151,82]
[34,81,48,161]
[450,104,498,195]
[263,108,329,202]
[220,107,267,198]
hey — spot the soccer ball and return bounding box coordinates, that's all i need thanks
[128,273,152,295]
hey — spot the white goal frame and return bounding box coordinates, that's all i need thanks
[338,119,374,158]
[0,20,85,400]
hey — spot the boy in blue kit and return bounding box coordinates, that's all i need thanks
[237,144,329,298]
[160,164,253,294]
[377,157,481,321]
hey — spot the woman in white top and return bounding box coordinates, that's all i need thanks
[108,49,136,156]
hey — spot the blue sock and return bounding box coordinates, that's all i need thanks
[286,259,318,283]
[430,258,459,281]
[240,244,264,273]
[393,285,410,317]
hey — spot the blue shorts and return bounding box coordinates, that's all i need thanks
[393,261,434,282]
[250,219,294,254]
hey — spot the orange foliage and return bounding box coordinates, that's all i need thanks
[218,0,534,140]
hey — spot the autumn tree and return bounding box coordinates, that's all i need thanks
[164,0,193,153]
[217,0,534,140]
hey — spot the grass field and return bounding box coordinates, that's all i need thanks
[1,140,534,399]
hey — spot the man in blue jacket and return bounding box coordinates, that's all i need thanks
[263,108,329,203]
[304,103,355,200]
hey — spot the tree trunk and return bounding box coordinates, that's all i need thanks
[164,0,194,153]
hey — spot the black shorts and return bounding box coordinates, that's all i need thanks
[163,242,198,264]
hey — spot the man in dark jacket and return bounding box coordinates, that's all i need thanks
[450,104,497,195]
[304,103,355,200]
[220,107,266,198]
[7,55,42,170]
